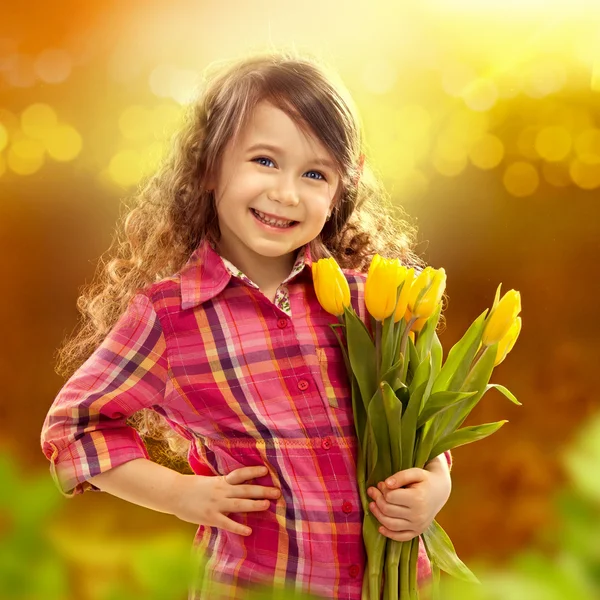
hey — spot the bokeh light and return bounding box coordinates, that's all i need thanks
[34,48,72,84]
[535,126,572,162]
[503,161,540,197]
[7,136,45,175]
[469,134,504,170]
[45,124,83,162]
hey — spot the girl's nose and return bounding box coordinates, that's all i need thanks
[268,188,300,206]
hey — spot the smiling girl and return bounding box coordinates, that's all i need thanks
[40,50,452,599]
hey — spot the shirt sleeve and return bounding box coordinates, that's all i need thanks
[444,450,452,472]
[40,293,168,498]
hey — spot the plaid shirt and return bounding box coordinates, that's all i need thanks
[40,239,452,600]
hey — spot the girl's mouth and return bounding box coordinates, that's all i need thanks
[250,208,299,230]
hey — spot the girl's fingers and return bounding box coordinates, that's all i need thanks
[368,485,411,509]
[225,466,269,485]
[214,514,254,537]
[229,484,281,500]
[369,501,412,531]
[223,497,273,515]
[371,496,411,519]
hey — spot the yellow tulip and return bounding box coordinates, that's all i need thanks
[406,266,446,320]
[408,331,415,343]
[482,289,521,346]
[392,267,416,323]
[312,257,351,316]
[494,316,522,366]
[365,254,406,321]
[403,307,428,333]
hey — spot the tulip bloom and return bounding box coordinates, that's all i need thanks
[403,309,428,333]
[312,257,351,316]
[482,289,521,346]
[406,267,446,320]
[365,255,407,321]
[494,316,522,366]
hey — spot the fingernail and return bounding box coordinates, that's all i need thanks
[386,478,396,487]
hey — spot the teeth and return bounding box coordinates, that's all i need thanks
[253,209,294,228]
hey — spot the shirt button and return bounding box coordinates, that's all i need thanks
[342,501,353,514]
[297,379,309,391]
[349,564,360,578]
[321,437,332,450]
[277,318,288,329]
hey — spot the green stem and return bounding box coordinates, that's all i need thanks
[361,560,369,600]
[399,317,417,383]
[400,541,410,598]
[463,344,488,386]
[375,320,382,383]
[385,539,402,600]
[408,537,420,599]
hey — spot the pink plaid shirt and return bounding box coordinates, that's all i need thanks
[40,239,451,599]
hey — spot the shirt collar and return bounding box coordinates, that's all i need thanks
[180,238,313,310]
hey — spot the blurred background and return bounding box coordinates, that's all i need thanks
[1,0,599,598]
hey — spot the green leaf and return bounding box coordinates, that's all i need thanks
[381,314,396,375]
[381,356,404,390]
[381,382,403,473]
[430,420,508,459]
[417,390,478,429]
[438,343,498,438]
[422,520,480,583]
[415,300,443,363]
[343,306,377,412]
[409,351,432,398]
[366,388,392,488]
[486,383,522,406]
[431,309,488,394]
[401,381,427,470]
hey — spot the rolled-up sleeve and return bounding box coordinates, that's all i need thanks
[40,293,168,498]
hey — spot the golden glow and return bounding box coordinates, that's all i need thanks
[34,48,72,84]
[0,3,597,200]
[469,134,504,170]
[503,161,539,197]
[21,103,58,141]
[8,137,45,175]
[45,124,83,162]
[0,123,7,152]
[535,126,571,162]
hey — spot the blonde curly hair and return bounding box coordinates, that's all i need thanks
[55,48,430,470]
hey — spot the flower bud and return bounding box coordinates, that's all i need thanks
[312,257,351,316]
[407,267,446,320]
[494,316,522,366]
[482,289,521,346]
[365,254,406,321]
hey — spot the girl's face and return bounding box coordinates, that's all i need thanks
[210,100,341,269]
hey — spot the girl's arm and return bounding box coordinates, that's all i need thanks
[87,457,183,515]
[41,294,168,498]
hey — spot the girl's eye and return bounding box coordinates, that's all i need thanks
[253,157,275,168]
[252,157,327,181]
[305,170,326,181]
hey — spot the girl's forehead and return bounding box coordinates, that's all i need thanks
[237,101,334,161]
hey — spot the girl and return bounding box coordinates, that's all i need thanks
[40,50,453,600]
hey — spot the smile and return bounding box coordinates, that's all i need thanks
[251,208,299,229]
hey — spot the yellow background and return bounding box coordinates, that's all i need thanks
[1,1,599,598]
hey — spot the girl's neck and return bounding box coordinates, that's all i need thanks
[216,241,297,295]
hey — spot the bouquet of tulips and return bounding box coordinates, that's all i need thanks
[311,256,522,600]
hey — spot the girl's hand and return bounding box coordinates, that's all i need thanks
[366,457,451,542]
[171,466,281,536]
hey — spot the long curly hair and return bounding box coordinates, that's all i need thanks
[55,48,432,469]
